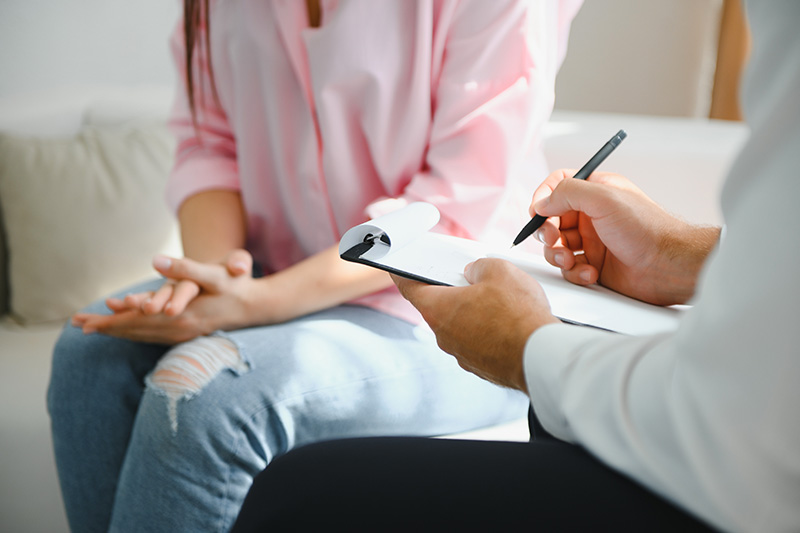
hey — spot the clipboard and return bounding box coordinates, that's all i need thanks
[339,202,685,335]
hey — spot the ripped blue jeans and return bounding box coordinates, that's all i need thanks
[47,278,528,533]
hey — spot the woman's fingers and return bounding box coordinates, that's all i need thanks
[71,313,89,328]
[142,283,175,315]
[163,280,201,316]
[105,297,130,312]
[225,249,253,276]
[153,254,223,291]
[123,292,150,310]
[139,279,201,317]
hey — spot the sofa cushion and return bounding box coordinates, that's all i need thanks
[0,121,182,324]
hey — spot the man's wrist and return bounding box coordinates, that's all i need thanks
[658,223,721,304]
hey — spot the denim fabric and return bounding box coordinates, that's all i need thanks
[47,278,528,533]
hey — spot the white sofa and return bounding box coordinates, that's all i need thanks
[0,85,182,533]
[0,83,747,530]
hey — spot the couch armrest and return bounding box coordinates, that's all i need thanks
[0,199,7,316]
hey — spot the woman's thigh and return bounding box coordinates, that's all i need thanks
[233,437,716,532]
[143,304,529,462]
[109,305,527,531]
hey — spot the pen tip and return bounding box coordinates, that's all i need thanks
[509,244,516,249]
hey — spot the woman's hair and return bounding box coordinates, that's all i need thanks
[183,0,219,123]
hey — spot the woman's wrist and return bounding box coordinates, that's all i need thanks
[238,275,290,326]
[245,251,395,326]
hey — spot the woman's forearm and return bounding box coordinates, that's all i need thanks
[177,191,392,325]
[246,245,395,325]
[178,190,248,263]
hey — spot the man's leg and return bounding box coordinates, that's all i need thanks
[233,436,716,531]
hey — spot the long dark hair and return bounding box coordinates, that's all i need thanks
[183,0,219,124]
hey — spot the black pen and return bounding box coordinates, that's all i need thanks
[511,129,627,247]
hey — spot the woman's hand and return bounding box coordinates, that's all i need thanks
[71,250,259,344]
[531,170,720,306]
[105,250,252,317]
[72,243,395,344]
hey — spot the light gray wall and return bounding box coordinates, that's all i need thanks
[0,1,723,118]
[0,0,179,99]
[555,0,723,117]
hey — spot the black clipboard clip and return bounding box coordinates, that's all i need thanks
[340,232,450,286]
[340,232,390,262]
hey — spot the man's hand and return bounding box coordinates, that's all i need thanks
[532,170,720,306]
[392,259,560,393]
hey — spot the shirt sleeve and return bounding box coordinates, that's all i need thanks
[164,18,240,214]
[366,0,581,239]
[523,5,800,530]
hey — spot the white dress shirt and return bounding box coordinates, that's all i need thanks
[524,2,800,531]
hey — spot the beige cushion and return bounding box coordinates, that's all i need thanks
[0,122,182,324]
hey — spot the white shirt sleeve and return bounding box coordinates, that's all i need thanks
[523,3,800,532]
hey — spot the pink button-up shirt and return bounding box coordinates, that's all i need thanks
[166,0,579,324]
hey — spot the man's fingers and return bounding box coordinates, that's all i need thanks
[529,169,576,216]
[534,177,597,218]
[391,274,459,330]
[533,219,562,247]
[542,245,577,271]
[463,258,516,285]
[534,170,633,221]
[561,260,599,286]
[391,274,431,303]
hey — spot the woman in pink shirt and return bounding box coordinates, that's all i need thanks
[48,1,579,531]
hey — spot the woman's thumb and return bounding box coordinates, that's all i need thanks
[225,249,253,276]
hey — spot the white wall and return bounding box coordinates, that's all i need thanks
[0,0,179,99]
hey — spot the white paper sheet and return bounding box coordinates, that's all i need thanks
[340,203,684,335]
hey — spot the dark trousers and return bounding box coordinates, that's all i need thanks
[232,407,717,532]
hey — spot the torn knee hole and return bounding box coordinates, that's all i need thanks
[151,336,246,396]
[149,336,248,434]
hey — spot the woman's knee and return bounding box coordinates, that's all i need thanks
[47,320,165,419]
[47,324,102,415]
[144,336,250,435]
[48,279,164,401]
